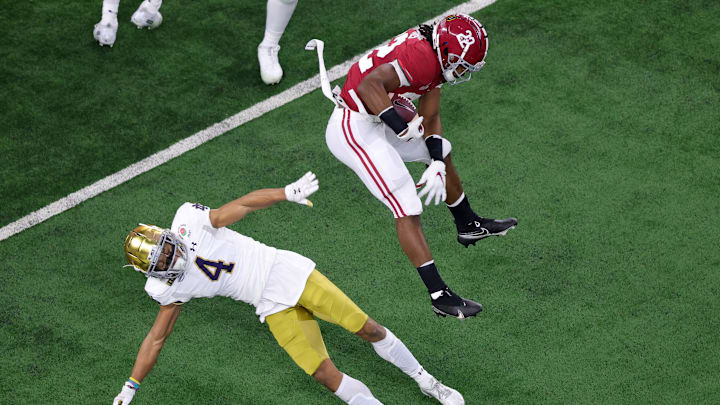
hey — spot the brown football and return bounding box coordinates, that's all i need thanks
[391,94,417,123]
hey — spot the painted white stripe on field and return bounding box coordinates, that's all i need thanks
[0,0,496,242]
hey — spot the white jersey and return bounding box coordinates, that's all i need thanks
[145,202,315,322]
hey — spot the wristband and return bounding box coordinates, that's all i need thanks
[425,135,444,162]
[379,106,409,135]
[127,377,141,390]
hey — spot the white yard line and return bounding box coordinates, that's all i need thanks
[0,0,496,242]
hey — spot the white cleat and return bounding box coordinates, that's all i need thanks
[94,16,118,47]
[131,0,163,29]
[416,368,465,405]
[258,44,283,85]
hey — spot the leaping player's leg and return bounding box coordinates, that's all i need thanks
[258,0,298,85]
[385,128,518,247]
[326,109,482,319]
[265,305,381,404]
[443,154,518,247]
[94,0,120,47]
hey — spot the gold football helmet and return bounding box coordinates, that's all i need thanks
[124,224,187,280]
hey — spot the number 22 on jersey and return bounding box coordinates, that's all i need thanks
[358,31,410,74]
[195,257,235,281]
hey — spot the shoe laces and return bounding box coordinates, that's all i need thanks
[260,45,281,61]
[424,379,453,400]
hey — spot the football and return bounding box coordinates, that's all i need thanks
[390,94,417,122]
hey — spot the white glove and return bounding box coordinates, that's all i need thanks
[416,160,447,206]
[112,384,137,405]
[284,171,319,207]
[397,115,424,142]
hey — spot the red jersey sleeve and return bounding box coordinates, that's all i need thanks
[340,29,443,112]
[394,37,442,90]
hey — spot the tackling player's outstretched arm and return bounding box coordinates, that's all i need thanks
[113,304,181,404]
[208,172,319,229]
[209,188,287,228]
[130,304,182,382]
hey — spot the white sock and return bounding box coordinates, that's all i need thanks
[148,0,162,10]
[261,0,298,47]
[335,374,383,405]
[101,0,120,17]
[371,328,422,380]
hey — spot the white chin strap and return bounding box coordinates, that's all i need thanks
[443,69,456,83]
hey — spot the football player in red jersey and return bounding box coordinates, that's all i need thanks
[319,14,517,319]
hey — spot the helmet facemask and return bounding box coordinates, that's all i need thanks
[124,224,188,281]
[432,14,489,85]
[441,51,486,85]
[147,231,188,280]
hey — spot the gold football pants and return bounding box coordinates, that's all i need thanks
[265,269,369,375]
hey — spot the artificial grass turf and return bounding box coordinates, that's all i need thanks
[0,0,463,228]
[2,0,720,403]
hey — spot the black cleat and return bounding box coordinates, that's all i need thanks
[431,288,483,320]
[457,216,518,247]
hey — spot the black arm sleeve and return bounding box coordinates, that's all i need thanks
[425,135,444,161]
[379,106,409,135]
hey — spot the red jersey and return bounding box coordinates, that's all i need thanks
[340,28,443,113]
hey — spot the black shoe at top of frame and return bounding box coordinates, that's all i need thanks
[431,288,483,320]
[456,215,518,247]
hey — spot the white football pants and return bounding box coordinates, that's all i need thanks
[325,107,450,219]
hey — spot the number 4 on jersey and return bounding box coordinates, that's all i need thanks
[195,257,235,281]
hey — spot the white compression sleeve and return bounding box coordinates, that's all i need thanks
[261,0,298,46]
[335,374,383,405]
[102,0,120,16]
[371,328,422,378]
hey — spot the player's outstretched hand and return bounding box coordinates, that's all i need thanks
[112,384,137,405]
[285,172,319,207]
[397,115,424,142]
[417,160,447,206]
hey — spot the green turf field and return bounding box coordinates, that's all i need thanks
[2,0,720,403]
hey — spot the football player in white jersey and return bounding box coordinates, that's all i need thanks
[93,0,296,84]
[112,172,465,405]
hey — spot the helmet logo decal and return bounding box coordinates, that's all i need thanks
[456,30,476,49]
